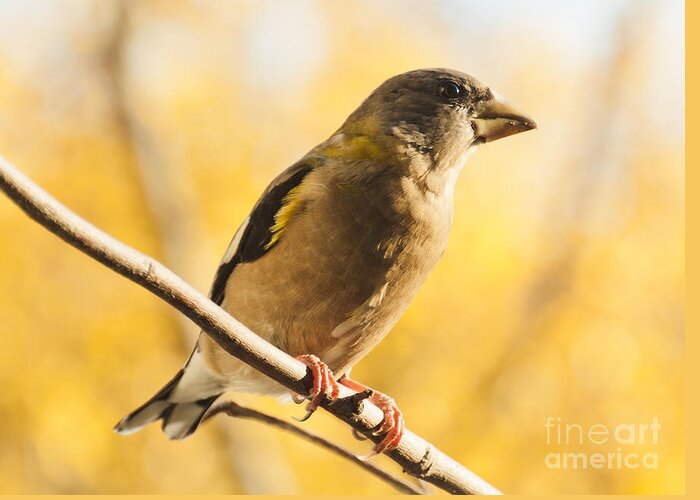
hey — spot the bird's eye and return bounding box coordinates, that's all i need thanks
[438,81,463,99]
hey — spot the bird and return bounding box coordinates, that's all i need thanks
[114,68,536,455]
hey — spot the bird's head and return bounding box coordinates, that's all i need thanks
[328,68,536,175]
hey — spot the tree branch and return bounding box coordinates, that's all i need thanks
[0,155,501,495]
[205,400,425,495]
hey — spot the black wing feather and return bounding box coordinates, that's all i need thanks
[209,164,313,305]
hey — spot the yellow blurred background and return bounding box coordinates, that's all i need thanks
[0,0,684,494]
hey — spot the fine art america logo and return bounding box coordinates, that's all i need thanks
[545,417,660,470]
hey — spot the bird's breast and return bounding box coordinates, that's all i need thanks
[216,171,452,378]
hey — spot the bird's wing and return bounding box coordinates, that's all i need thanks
[209,161,314,305]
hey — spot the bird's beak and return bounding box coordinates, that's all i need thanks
[472,91,536,143]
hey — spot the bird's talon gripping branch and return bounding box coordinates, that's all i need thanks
[290,392,307,404]
[292,354,340,421]
[352,428,370,441]
[292,409,315,423]
[340,377,405,458]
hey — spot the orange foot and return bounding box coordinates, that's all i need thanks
[292,354,340,421]
[340,376,405,459]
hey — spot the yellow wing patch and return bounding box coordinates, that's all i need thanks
[265,183,304,249]
[320,115,385,161]
[322,135,383,161]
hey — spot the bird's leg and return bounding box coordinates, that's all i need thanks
[292,354,340,422]
[339,375,405,459]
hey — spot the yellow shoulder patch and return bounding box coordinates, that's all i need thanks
[321,135,384,161]
[265,184,304,249]
[320,115,385,161]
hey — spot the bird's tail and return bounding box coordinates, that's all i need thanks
[114,345,224,440]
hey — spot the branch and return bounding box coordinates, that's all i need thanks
[205,401,425,495]
[0,155,501,495]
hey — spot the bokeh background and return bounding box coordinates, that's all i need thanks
[0,0,684,494]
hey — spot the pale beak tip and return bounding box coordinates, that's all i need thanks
[520,117,537,132]
[472,93,537,142]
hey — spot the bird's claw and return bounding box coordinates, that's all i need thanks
[292,409,315,422]
[352,428,369,441]
[339,376,405,458]
[292,354,340,421]
[366,391,404,456]
[290,392,307,405]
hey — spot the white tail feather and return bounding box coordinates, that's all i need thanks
[114,344,224,439]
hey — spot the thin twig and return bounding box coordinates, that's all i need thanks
[0,155,501,495]
[205,401,425,495]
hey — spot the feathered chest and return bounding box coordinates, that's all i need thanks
[287,172,454,369]
[314,172,452,278]
[214,164,455,372]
